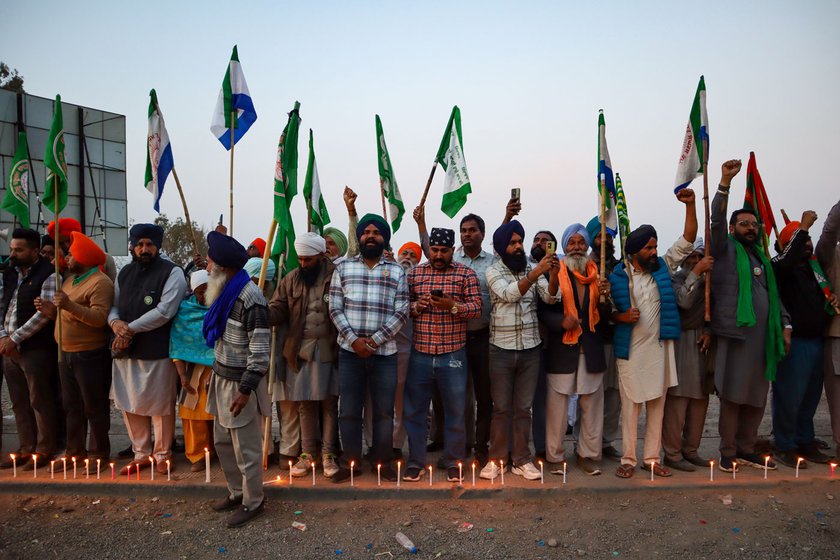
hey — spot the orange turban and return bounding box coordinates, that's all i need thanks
[250,238,267,257]
[779,221,799,248]
[47,218,82,240]
[69,231,106,268]
[398,242,422,262]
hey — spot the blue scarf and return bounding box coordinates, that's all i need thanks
[202,269,251,348]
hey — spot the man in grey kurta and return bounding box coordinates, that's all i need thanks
[710,160,791,473]
[662,239,713,472]
[109,224,186,475]
[204,232,271,529]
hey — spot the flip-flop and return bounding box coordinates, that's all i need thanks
[641,463,673,477]
[615,464,634,478]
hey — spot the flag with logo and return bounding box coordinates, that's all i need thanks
[674,76,709,192]
[375,115,405,232]
[303,129,330,234]
[597,110,617,235]
[43,94,68,214]
[744,151,777,239]
[615,172,630,252]
[210,45,257,150]
[3,132,31,228]
[145,89,174,213]
[271,102,301,275]
[435,106,471,218]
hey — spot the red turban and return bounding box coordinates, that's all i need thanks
[250,238,267,257]
[398,242,422,262]
[47,218,82,240]
[69,231,106,268]
[779,221,799,249]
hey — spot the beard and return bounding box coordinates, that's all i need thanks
[204,267,228,306]
[502,250,528,273]
[530,245,546,262]
[360,241,385,260]
[299,260,323,286]
[637,254,661,273]
[733,230,757,247]
[565,253,588,274]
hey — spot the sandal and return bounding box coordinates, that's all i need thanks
[641,462,672,477]
[615,464,634,478]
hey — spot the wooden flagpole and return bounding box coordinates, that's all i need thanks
[229,111,235,236]
[53,176,63,362]
[702,138,712,322]
[418,162,438,208]
[599,174,607,304]
[258,219,279,469]
[380,182,389,224]
[171,167,199,257]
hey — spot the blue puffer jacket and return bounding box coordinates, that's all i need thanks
[609,258,681,359]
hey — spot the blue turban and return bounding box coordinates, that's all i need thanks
[129,223,164,249]
[207,231,248,270]
[356,213,391,246]
[585,216,616,247]
[561,223,590,251]
[492,220,525,256]
[243,256,276,280]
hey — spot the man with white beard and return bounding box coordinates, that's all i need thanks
[540,224,612,476]
[203,232,271,528]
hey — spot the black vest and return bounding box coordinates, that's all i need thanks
[117,257,179,360]
[541,275,606,374]
[2,258,58,352]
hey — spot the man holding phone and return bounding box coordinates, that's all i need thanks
[403,228,482,482]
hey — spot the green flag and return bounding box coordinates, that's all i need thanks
[375,115,405,233]
[435,106,471,218]
[271,102,301,275]
[3,132,31,228]
[303,129,330,234]
[43,94,68,214]
[615,173,631,257]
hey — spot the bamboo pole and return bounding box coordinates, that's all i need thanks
[258,219,279,469]
[229,111,235,236]
[599,174,607,304]
[702,138,712,322]
[171,167,198,257]
[418,162,438,208]
[380,182,389,224]
[53,176,62,362]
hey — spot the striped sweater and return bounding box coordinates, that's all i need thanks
[212,281,270,394]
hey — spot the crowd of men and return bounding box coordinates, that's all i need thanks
[0,160,838,529]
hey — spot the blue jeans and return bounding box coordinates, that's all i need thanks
[772,337,825,451]
[404,348,467,470]
[338,349,397,468]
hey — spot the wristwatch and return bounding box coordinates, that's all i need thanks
[450,304,459,315]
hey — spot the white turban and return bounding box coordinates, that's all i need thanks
[294,232,326,257]
[190,269,209,291]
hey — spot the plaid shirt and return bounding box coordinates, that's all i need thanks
[408,261,482,354]
[329,255,409,356]
[486,260,557,351]
[453,247,495,331]
[0,266,57,346]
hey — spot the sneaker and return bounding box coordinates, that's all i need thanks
[447,467,462,482]
[800,443,831,464]
[775,450,805,469]
[322,454,340,478]
[211,495,243,512]
[479,461,500,480]
[548,461,566,475]
[290,454,314,477]
[226,500,265,528]
[576,456,602,476]
[718,456,739,473]
[737,453,776,470]
[402,466,424,482]
[331,466,361,484]
[511,461,541,481]
[664,458,697,472]
[684,454,710,468]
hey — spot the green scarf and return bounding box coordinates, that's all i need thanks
[730,235,785,381]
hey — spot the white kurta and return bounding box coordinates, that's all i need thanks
[616,236,694,404]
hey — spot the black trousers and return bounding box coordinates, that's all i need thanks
[59,346,112,459]
[5,348,62,457]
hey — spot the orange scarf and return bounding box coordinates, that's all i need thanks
[557,259,600,344]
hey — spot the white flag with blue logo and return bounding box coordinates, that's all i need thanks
[210,45,257,150]
[145,89,174,213]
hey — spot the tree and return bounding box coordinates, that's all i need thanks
[153,213,208,268]
[0,62,24,93]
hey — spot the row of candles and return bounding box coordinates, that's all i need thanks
[7,452,837,485]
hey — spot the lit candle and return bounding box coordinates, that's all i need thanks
[50,460,55,479]
[149,457,155,481]
[831,462,837,479]
[288,460,293,486]
[429,465,433,486]
[377,463,382,486]
[166,460,171,481]
[32,454,37,478]
[763,456,769,480]
[137,463,140,481]
[538,460,544,484]
[72,457,77,479]
[96,459,101,480]
[62,457,67,480]
[563,462,566,485]
[732,460,736,480]
[84,458,90,479]
[396,461,401,488]
[709,460,714,482]
[471,462,476,487]
[350,460,355,487]
[796,457,803,479]
[206,449,212,484]
[312,461,316,486]
[500,460,504,485]
[458,462,463,484]
[650,461,655,482]
[110,462,115,480]
[126,463,131,480]
[10,454,16,478]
